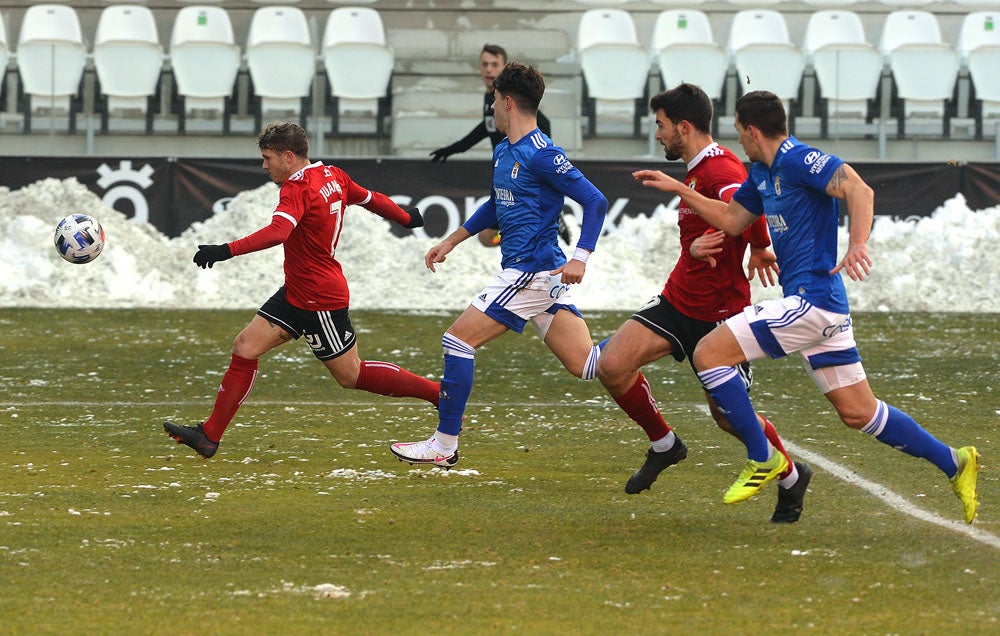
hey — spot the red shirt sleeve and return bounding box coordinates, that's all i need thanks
[346,179,410,226]
[742,214,771,250]
[228,214,295,256]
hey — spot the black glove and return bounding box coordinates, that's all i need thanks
[403,208,424,229]
[193,244,233,269]
[429,147,454,163]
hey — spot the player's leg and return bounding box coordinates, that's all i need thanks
[693,301,804,503]
[596,309,688,494]
[164,312,286,458]
[537,307,598,379]
[817,367,980,523]
[390,305,508,467]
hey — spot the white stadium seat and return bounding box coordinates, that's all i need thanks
[246,6,315,132]
[957,11,1000,136]
[803,10,882,135]
[94,5,164,134]
[651,10,727,103]
[727,10,804,120]
[879,10,959,137]
[169,5,241,134]
[16,4,87,133]
[577,8,651,137]
[322,7,394,136]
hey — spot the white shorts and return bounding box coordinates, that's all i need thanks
[471,267,583,336]
[725,295,867,393]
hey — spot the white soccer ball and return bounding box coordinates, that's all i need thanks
[54,213,106,264]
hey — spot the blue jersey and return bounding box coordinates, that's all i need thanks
[732,136,849,314]
[464,129,606,272]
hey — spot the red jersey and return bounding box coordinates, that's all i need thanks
[229,161,410,311]
[662,143,771,322]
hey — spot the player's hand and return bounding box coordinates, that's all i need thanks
[424,242,454,273]
[831,242,872,281]
[193,244,232,269]
[551,258,586,285]
[403,208,424,229]
[748,247,779,287]
[691,229,725,268]
[429,147,453,163]
[631,169,683,194]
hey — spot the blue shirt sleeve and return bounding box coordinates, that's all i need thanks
[530,147,608,252]
[463,196,497,235]
[732,170,764,216]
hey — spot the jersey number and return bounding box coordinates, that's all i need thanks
[329,200,343,257]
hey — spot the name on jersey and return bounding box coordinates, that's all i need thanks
[319,181,343,202]
[494,186,515,205]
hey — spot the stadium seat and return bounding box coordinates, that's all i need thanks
[15,4,86,134]
[577,8,651,137]
[802,0,860,6]
[169,5,241,134]
[650,10,726,131]
[0,13,9,108]
[803,10,882,136]
[322,7,394,136]
[727,10,804,126]
[957,11,1000,138]
[93,5,164,135]
[878,10,959,138]
[246,6,314,133]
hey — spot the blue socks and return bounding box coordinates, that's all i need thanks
[437,333,476,437]
[698,366,770,461]
[861,400,958,477]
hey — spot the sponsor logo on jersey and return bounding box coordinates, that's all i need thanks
[511,161,520,179]
[304,334,323,351]
[478,293,488,302]
[553,153,574,175]
[494,186,515,204]
[343,330,353,340]
[774,176,781,196]
[757,179,768,192]
[767,214,789,235]
[804,151,821,164]
[809,154,832,175]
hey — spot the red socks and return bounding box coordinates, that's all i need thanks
[202,354,259,443]
[614,373,672,442]
[356,360,440,406]
[761,416,793,479]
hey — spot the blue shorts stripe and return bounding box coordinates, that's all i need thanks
[484,302,529,333]
[750,319,786,359]
[495,271,535,307]
[806,347,862,370]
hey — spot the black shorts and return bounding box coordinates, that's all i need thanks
[257,287,357,361]
[630,295,753,390]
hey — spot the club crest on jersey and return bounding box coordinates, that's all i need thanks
[774,176,781,196]
[688,177,697,190]
[511,161,520,179]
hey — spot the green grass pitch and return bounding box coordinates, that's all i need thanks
[0,309,996,634]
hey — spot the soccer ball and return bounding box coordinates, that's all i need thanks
[54,214,106,264]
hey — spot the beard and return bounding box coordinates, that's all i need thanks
[662,130,684,161]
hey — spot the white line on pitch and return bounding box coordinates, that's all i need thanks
[784,440,998,551]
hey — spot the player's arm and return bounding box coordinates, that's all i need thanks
[424,196,495,272]
[194,208,295,269]
[430,123,489,162]
[551,174,608,284]
[743,214,778,286]
[825,163,875,280]
[347,182,423,229]
[633,169,757,236]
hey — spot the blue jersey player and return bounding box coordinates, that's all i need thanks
[634,90,980,523]
[391,63,608,468]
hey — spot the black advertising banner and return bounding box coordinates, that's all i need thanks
[0,157,996,237]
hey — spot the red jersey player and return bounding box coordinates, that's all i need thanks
[597,84,812,523]
[164,121,436,459]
